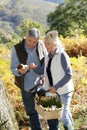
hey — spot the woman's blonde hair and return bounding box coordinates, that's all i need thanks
[45,30,60,45]
[45,30,65,50]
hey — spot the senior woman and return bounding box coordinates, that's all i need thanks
[44,30,74,130]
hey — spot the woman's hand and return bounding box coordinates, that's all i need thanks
[29,63,38,69]
[49,87,56,93]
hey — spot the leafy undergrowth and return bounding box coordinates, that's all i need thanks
[61,35,87,57]
[0,44,87,130]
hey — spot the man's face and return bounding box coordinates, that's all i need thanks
[26,36,39,49]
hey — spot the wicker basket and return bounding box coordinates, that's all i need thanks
[35,103,62,120]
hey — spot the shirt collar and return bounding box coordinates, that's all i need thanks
[48,48,59,58]
[24,41,36,51]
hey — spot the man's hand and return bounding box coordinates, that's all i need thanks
[18,64,29,74]
[39,76,45,85]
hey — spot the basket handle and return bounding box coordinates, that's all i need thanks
[39,89,60,99]
[28,76,44,92]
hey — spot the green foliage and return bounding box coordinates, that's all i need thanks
[0,29,21,49]
[0,0,2,10]
[19,20,46,38]
[47,0,87,37]
[6,33,22,49]
[0,29,10,43]
[38,96,62,108]
[0,20,46,49]
[0,21,21,48]
[0,0,57,33]
[0,21,14,33]
[73,109,87,129]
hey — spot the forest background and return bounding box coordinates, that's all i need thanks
[0,0,87,129]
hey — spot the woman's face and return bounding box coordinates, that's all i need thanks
[26,36,39,49]
[44,40,57,54]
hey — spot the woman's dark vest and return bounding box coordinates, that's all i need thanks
[14,39,44,90]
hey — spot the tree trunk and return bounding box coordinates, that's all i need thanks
[0,79,19,130]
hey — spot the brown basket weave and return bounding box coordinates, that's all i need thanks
[35,103,62,120]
